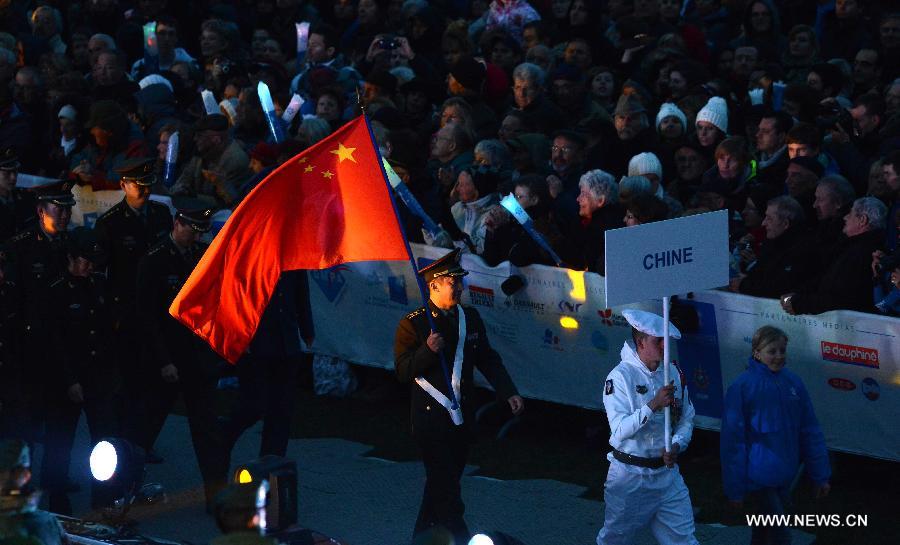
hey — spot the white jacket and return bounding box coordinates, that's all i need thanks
[603,341,695,474]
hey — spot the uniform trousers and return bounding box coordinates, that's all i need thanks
[414,426,470,544]
[140,363,227,503]
[221,353,302,458]
[746,486,792,545]
[597,460,699,545]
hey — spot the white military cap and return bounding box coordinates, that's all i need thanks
[622,309,682,339]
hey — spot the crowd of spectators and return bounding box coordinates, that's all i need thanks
[0,0,898,315]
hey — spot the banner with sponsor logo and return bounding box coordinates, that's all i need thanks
[308,244,900,461]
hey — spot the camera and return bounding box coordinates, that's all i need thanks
[377,36,399,50]
[815,103,857,137]
[876,251,900,274]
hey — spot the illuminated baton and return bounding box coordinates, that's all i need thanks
[257,81,285,144]
[142,21,159,73]
[295,22,310,60]
[499,193,563,266]
[382,157,441,236]
[201,90,220,116]
[282,93,304,124]
[163,131,179,188]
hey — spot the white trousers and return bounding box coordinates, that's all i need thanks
[597,460,699,545]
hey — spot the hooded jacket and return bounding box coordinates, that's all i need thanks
[720,358,830,500]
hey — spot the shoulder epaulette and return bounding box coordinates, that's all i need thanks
[49,277,65,288]
[146,243,166,257]
[8,229,32,243]
[97,202,125,220]
[405,307,426,320]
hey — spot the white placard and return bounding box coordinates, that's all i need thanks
[604,210,729,308]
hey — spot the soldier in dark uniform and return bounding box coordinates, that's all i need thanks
[0,148,37,241]
[93,157,173,460]
[394,248,525,544]
[41,227,115,515]
[135,208,226,508]
[3,183,74,445]
[0,253,21,439]
[220,270,314,463]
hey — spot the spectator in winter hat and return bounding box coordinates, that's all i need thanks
[657,102,688,142]
[696,96,728,144]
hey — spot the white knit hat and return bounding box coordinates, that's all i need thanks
[696,96,728,134]
[628,152,663,180]
[656,102,687,133]
[57,104,77,121]
[138,74,173,92]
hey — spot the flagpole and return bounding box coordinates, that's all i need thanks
[362,114,461,415]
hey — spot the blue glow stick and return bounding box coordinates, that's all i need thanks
[163,131,179,188]
[295,22,310,59]
[257,81,284,144]
[201,90,219,115]
[500,193,563,266]
[382,157,441,236]
[772,81,786,112]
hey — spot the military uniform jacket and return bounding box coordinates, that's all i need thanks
[603,341,695,474]
[0,279,20,401]
[48,272,113,392]
[0,188,36,241]
[135,235,207,371]
[3,227,68,345]
[94,198,172,320]
[394,302,518,438]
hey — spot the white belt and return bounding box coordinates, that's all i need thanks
[415,304,464,426]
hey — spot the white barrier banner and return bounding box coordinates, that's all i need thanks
[308,244,900,461]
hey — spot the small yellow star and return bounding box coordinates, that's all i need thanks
[322,170,334,179]
[330,143,357,163]
[297,156,308,164]
[304,164,315,173]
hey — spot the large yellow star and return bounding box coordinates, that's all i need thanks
[330,143,357,163]
[322,170,334,179]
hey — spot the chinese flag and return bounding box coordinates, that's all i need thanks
[169,116,408,363]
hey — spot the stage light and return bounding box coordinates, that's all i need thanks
[89,440,117,482]
[89,437,164,518]
[232,455,297,533]
[468,532,525,545]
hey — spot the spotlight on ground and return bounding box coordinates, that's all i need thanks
[232,455,297,532]
[469,532,526,545]
[89,438,164,518]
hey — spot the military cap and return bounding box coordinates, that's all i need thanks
[0,148,20,171]
[194,113,229,133]
[622,309,681,339]
[34,181,75,207]
[418,248,468,284]
[67,226,107,263]
[115,157,156,186]
[175,208,213,232]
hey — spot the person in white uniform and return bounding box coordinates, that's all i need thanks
[597,308,699,545]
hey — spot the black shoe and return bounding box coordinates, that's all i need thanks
[146,449,165,464]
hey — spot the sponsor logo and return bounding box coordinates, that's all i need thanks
[311,266,350,303]
[861,378,880,401]
[827,378,856,391]
[598,309,629,327]
[469,285,495,308]
[605,379,614,395]
[504,297,547,314]
[821,341,879,368]
[541,328,562,350]
[635,385,648,394]
[558,300,583,313]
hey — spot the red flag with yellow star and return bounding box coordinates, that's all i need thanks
[169,116,408,362]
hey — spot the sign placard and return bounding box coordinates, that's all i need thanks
[604,210,729,307]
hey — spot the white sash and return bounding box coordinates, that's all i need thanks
[415,304,465,426]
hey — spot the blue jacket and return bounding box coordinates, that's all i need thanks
[720,358,830,501]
